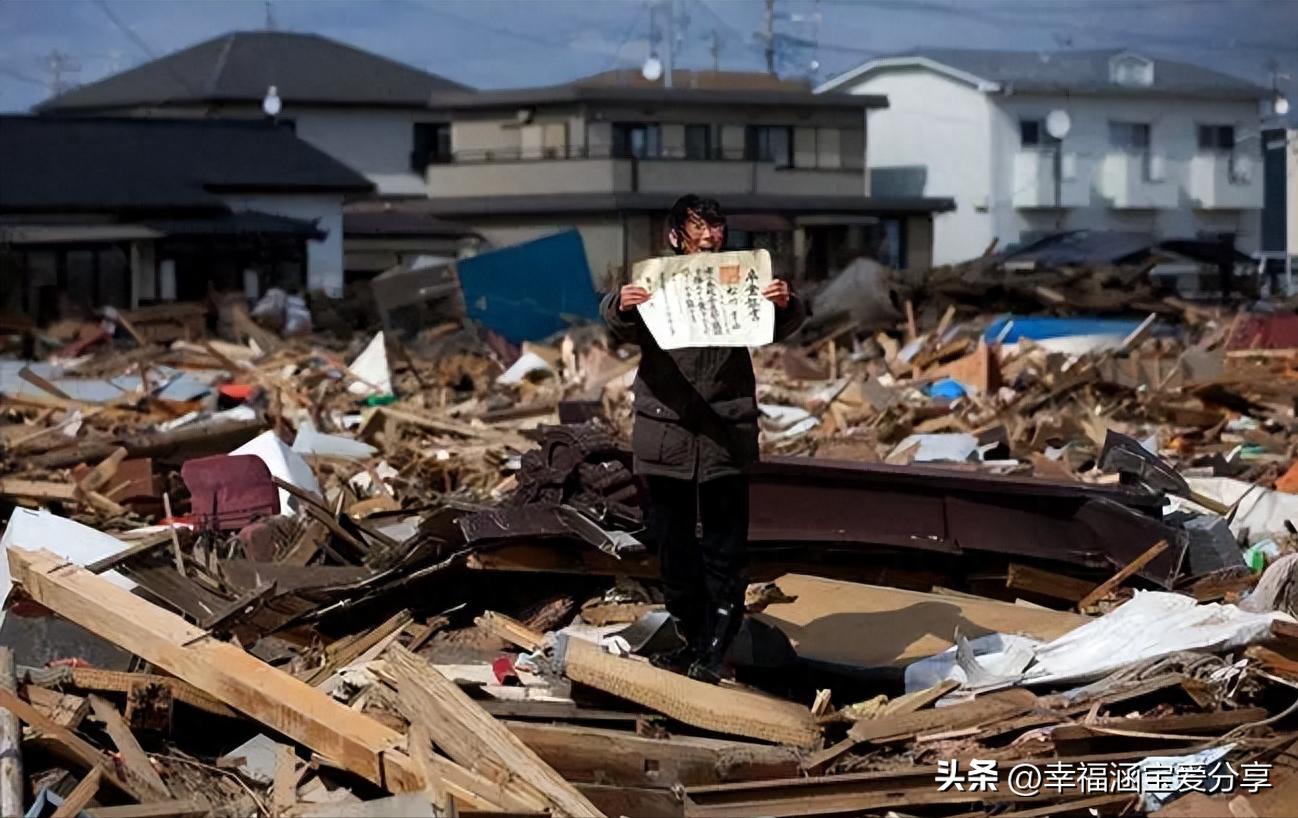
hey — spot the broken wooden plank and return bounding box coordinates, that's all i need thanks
[88,695,171,800]
[0,687,143,800]
[25,685,90,731]
[504,721,800,788]
[1006,563,1095,604]
[385,643,604,817]
[52,765,103,818]
[7,546,428,793]
[84,799,207,818]
[0,479,80,502]
[17,665,238,719]
[406,724,452,817]
[1077,539,1170,610]
[273,745,301,817]
[806,689,1037,769]
[476,611,545,652]
[559,637,820,749]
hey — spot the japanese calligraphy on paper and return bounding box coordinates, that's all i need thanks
[631,249,774,350]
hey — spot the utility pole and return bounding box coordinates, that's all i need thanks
[709,29,721,72]
[663,0,674,88]
[264,0,276,30]
[763,0,775,74]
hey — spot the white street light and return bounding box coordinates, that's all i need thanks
[262,85,282,117]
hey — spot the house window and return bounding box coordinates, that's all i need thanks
[612,123,662,158]
[1019,119,1061,148]
[1109,121,1151,151]
[685,124,711,159]
[1198,124,1235,151]
[745,125,792,167]
[411,123,451,171]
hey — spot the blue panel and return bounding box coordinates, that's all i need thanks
[457,229,603,344]
[984,314,1144,343]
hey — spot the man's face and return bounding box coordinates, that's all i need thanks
[677,210,726,253]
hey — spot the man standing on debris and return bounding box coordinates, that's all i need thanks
[601,194,806,683]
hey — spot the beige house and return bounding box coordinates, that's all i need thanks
[403,73,953,291]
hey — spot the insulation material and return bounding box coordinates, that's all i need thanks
[347,332,392,397]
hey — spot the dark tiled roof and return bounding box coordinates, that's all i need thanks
[36,30,468,112]
[826,48,1267,98]
[0,116,373,212]
[343,209,480,238]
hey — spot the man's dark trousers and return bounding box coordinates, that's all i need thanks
[644,473,749,648]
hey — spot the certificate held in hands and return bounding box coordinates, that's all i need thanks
[631,249,774,350]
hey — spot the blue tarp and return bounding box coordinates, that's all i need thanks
[457,229,602,343]
[983,315,1144,343]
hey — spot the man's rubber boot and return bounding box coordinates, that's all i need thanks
[687,604,743,685]
[649,615,701,673]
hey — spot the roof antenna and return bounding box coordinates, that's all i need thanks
[264,0,276,31]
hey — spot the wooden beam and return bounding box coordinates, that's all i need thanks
[475,611,545,652]
[805,689,1037,769]
[273,745,300,817]
[88,695,171,800]
[26,685,90,730]
[0,479,79,502]
[0,687,142,801]
[85,800,207,818]
[0,647,23,818]
[1078,539,1169,610]
[52,766,103,818]
[407,724,453,817]
[504,721,800,788]
[16,665,238,719]
[560,638,820,749]
[6,546,429,793]
[1005,563,1094,604]
[385,643,604,817]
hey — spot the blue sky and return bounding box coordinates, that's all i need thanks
[0,0,1295,114]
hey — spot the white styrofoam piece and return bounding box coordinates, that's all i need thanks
[231,430,322,515]
[904,633,1043,693]
[496,351,554,386]
[1,509,137,627]
[347,332,392,396]
[292,420,378,461]
[1012,591,1292,687]
[892,432,980,463]
[1185,476,1298,544]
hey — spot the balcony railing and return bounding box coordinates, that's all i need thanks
[1187,152,1263,210]
[1099,152,1176,209]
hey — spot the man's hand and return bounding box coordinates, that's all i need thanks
[762,279,791,309]
[619,284,652,311]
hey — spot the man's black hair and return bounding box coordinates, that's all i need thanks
[668,194,726,235]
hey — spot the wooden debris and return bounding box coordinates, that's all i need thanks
[560,638,820,749]
[385,643,604,817]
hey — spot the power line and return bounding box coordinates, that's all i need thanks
[600,1,650,73]
[0,65,46,88]
[819,0,1297,53]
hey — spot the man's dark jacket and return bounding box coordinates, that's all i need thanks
[600,282,806,483]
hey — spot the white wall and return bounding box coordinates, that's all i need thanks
[839,66,1266,263]
[846,68,996,265]
[993,94,1264,252]
[293,109,437,196]
[221,193,345,297]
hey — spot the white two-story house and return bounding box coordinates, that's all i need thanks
[817,49,1271,266]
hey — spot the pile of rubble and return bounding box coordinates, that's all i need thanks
[2,288,1298,817]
